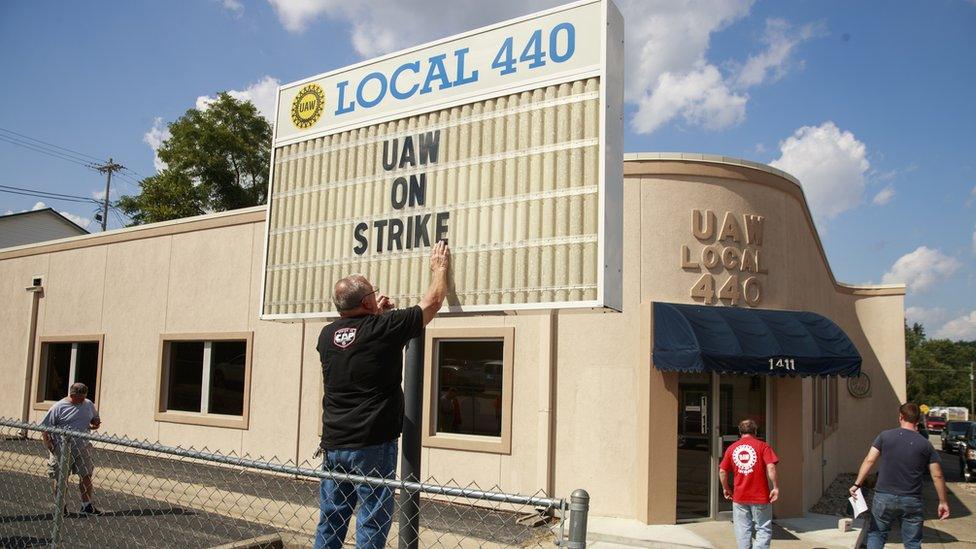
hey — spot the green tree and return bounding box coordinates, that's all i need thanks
[119,93,272,224]
[905,322,976,410]
[116,170,204,225]
[905,322,925,353]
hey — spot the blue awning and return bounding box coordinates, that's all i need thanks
[652,302,861,377]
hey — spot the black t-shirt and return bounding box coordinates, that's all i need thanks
[872,427,941,497]
[317,306,423,449]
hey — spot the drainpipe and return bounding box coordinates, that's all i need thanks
[537,311,558,496]
[295,320,306,470]
[21,283,43,431]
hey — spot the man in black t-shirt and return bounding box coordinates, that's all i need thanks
[313,241,450,549]
[850,403,949,549]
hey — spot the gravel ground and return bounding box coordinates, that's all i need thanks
[810,472,874,517]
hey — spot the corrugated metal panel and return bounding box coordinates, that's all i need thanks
[263,77,601,316]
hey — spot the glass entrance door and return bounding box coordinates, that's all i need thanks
[716,376,767,515]
[675,373,768,521]
[676,373,712,520]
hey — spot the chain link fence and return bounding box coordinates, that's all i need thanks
[0,418,587,548]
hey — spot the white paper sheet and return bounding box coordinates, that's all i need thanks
[849,489,868,517]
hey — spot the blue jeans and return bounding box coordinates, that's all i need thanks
[314,440,398,549]
[867,491,924,549]
[732,503,772,549]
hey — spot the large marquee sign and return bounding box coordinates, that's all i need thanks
[261,0,623,319]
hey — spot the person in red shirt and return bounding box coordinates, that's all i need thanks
[720,419,780,549]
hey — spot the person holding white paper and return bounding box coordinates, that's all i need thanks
[849,403,949,549]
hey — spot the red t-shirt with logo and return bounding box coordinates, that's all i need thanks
[719,435,779,504]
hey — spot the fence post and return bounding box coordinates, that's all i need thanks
[398,334,424,549]
[565,489,589,549]
[51,433,71,548]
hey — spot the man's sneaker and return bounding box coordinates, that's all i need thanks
[80,504,102,516]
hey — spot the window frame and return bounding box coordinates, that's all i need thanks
[422,327,514,454]
[33,334,105,411]
[812,376,840,447]
[155,332,253,429]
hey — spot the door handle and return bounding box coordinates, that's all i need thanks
[700,395,708,435]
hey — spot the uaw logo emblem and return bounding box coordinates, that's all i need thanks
[734,445,758,475]
[291,83,325,129]
[333,327,357,349]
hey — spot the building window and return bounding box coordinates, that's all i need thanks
[813,377,839,446]
[156,333,252,429]
[423,327,514,454]
[35,336,103,409]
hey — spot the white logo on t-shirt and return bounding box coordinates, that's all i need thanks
[734,444,758,475]
[333,328,357,349]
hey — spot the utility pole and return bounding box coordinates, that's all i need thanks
[94,157,123,231]
[970,361,974,421]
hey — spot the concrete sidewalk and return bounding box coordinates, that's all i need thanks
[585,513,858,548]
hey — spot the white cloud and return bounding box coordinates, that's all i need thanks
[734,18,821,88]
[881,246,961,292]
[618,0,754,133]
[196,75,280,121]
[59,211,92,229]
[935,311,976,341]
[872,186,895,205]
[144,117,170,173]
[217,0,244,16]
[971,223,976,254]
[966,185,976,207]
[31,201,47,211]
[631,63,746,134]
[266,0,817,135]
[770,122,870,220]
[905,306,947,328]
[91,189,117,201]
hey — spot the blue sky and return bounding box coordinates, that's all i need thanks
[1,0,974,339]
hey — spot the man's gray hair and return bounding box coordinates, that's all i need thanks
[69,383,88,395]
[333,275,373,311]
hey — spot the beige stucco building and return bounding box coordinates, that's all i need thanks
[0,153,906,524]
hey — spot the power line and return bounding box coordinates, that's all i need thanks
[94,158,124,231]
[0,188,96,206]
[0,184,101,203]
[0,134,99,170]
[0,126,104,163]
[0,185,102,206]
[121,165,145,179]
[0,128,143,200]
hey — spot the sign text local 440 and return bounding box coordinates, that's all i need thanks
[261,0,623,319]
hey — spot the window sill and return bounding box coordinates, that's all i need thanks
[423,432,510,454]
[154,410,249,430]
[32,400,56,412]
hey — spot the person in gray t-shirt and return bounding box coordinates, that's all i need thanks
[850,403,949,549]
[41,382,103,515]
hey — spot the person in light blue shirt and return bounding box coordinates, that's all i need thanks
[41,382,103,515]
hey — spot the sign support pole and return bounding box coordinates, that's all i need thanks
[399,334,424,549]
